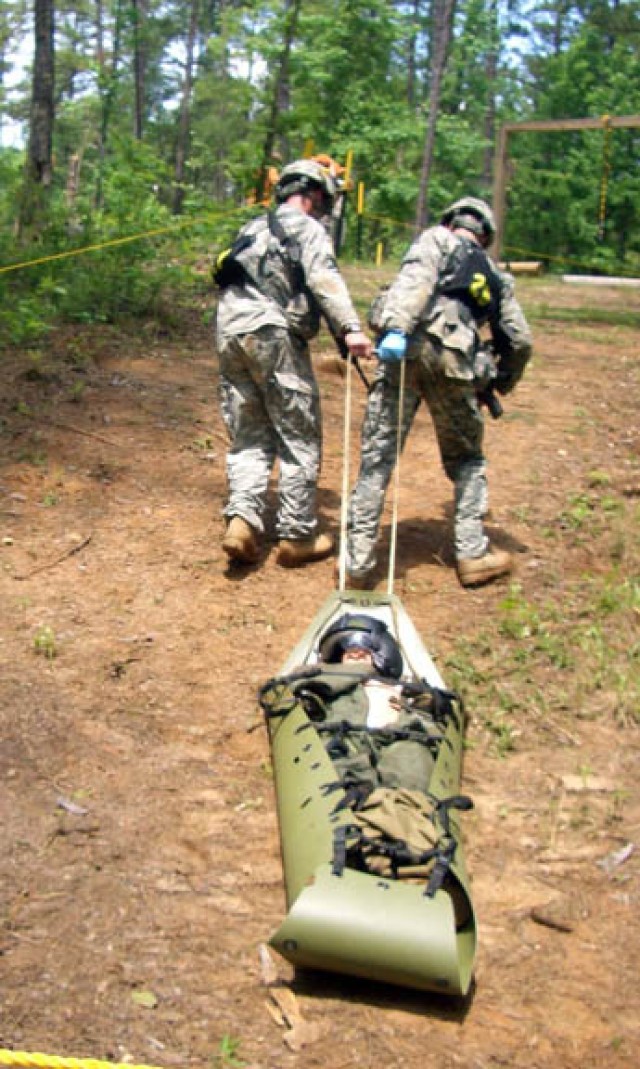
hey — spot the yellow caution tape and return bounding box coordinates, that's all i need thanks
[0,1051,166,1069]
[0,205,254,276]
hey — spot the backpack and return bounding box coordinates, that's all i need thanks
[212,234,256,289]
[366,238,503,335]
[438,238,502,326]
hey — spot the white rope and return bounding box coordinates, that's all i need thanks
[386,358,406,596]
[337,354,353,592]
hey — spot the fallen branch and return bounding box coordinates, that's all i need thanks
[15,533,93,581]
[43,418,121,447]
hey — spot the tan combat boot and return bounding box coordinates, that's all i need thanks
[222,516,259,564]
[456,546,513,588]
[276,532,334,568]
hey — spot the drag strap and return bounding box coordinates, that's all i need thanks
[386,358,406,596]
[337,352,353,591]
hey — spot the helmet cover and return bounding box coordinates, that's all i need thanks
[440,196,496,243]
[274,159,336,211]
[318,614,404,679]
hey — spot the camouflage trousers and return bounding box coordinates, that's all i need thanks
[217,325,323,540]
[347,341,488,575]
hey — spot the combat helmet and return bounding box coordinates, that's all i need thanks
[318,614,404,679]
[274,159,337,214]
[440,196,496,245]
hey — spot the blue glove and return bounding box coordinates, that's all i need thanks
[377,330,407,362]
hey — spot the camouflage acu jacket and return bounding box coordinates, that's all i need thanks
[214,204,361,344]
[378,224,532,386]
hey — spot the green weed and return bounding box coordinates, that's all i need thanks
[211,1035,245,1069]
[587,470,611,488]
[33,625,57,659]
[68,380,87,402]
[560,492,596,530]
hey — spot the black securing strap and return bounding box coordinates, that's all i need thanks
[315,719,439,751]
[423,795,474,898]
[425,837,457,898]
[332,825,348,876]
[331,782,373,814]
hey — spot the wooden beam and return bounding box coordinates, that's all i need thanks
[501,116,640,134]
[491,115,640,258]
[492,123,509,259]
[499,261,543,275]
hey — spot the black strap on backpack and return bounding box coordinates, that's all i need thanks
[213,211,300,294]
[266,211,306,295]
[269,212,371,392]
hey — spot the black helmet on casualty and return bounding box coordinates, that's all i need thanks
[441,196,496,246]
[318,614,403,679]
[274,159,337,215]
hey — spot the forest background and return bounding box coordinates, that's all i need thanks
[0,0,639,347]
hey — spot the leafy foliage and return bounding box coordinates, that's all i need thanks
[0,0,638,342]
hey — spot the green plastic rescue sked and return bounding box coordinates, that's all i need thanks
[261,590,477,997]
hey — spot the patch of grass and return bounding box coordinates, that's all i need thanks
[497,584,573,669]
[527,304,640,330]
[67,380,87,402]
[33,625,57,659]
[446,560,640,747]
[587,470,612,488]
[211,1035,245,1068]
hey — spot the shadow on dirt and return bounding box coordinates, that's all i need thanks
[291,965,476,1022]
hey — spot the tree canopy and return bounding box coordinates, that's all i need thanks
[0,0,638,342]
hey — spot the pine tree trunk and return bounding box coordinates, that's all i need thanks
[29,0,54,186]
[132,0,147,140]
[18,0,55,234]
[172,0,199,215]
[415,0,456,232]
[256,0,303,203]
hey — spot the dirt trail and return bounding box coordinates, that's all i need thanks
[1,279,639,1068]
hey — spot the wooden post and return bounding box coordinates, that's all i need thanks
[492,115,640,260]
[492,123,508,259]
[356,181,365,260]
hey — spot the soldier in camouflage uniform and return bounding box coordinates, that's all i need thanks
[215,159,372,568]
[345,196,532,588]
